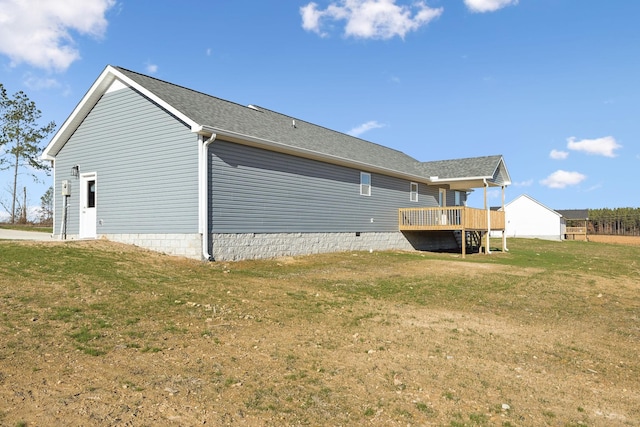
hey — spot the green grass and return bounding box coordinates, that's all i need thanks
[0,237,638,425]
[2,238,638,353]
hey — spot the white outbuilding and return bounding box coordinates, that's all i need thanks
[499,194,565,240]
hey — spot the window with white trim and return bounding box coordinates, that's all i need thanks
[410,182,418,202]
[360,172,371,196]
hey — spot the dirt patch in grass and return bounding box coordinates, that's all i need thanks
[0,239,639,426]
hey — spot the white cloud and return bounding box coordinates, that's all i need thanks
[464,0,518,13]
[300,0,443,40]
[23,73,61,90]
[145,63,158,74]
[0,0,115,72]
[487,188,501,199]
[513,179,533,187]
[567,136,621,158]
[348,120,385,136]
[540,170,587,189]
[549,149,569,160]
[301,3,328,36]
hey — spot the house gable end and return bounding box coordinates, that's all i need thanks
[422,155,511,190]
[43,65,200,160]
[505,194,561,217]
[491,157,512,186]
[52,83,199,236]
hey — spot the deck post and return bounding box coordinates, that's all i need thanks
[501,185,507,252]
[462,227,466,259]
[484,180,491,254]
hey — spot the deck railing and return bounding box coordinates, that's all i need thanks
[565,226,587,240]
[398,207,505,231]
[565,226,587,235]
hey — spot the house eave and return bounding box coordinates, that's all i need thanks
[430,176,510,190]
[195,125,435,184]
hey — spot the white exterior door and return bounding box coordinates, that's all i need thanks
[79,173,97,238]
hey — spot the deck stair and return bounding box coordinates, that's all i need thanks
[454,230,482,253]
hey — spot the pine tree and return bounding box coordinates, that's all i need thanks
[0,84,56,223]
[39,186,53,225]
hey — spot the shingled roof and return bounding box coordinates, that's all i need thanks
[556,209,589,220]
[423,155,504,179]
[114,67,428,178]
[44,65,510,189]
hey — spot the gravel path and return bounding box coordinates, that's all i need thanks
[0,228,54,241]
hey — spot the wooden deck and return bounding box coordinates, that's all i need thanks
[565,226,587,241]
[398,207,505,231]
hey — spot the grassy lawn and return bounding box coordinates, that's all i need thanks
[0,238,638,426]
[0,223,53,233]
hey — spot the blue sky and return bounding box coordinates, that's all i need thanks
[1,0,638,218]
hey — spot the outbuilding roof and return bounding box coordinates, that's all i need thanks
[556,209,589,220]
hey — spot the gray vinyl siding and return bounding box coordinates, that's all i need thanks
[53,86,198,235]
[209,140,436,233]
[448,189,467,206]
[491,161,509,186]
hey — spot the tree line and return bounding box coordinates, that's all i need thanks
[586,208,640,236]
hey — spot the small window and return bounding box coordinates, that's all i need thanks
[454,191,461,206]
[360,172,371,196]
[410,182,418,202]
[87,180,96,208]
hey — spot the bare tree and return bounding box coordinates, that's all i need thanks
[0,83,56,223]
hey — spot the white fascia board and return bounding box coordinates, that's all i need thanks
[494,157,512,186]
[430,176,490,183]
[505,194,561,217]
[42,65,200,160]
[503,194,524,208]
[42,66,115,160]
[523,194,562,217]
[108,67,199,130]
[196,125,433,184]
[430,176,497,189]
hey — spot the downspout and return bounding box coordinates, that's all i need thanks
[51,160,56,239]
[200,133,217,261]
[484,178,491,254]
